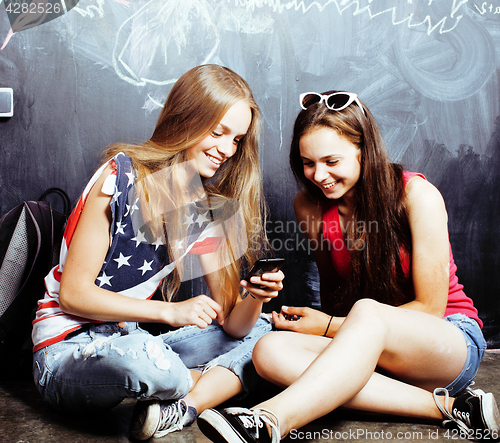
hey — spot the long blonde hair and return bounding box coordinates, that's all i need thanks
[102,65,266,314]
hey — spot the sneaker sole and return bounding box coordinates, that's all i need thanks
[198,409,247,443]
[481,392,500,430]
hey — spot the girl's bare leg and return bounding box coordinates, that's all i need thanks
[185,367,243,414]
[252,299,468,437]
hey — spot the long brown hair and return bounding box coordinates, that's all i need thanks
[102,65,266,314]
[290,91,413,314]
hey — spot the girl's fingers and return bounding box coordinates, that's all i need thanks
[260,270,285,282]
[204,298,226,325]
[249,276,283,290]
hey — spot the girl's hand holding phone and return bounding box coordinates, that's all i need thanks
[240,258,285,302]
[240,269,285,303]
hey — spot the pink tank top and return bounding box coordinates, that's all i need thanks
[322,171,482,327]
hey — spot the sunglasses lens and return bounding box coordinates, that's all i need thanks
[301,93,321,109]
[326,93,352,110]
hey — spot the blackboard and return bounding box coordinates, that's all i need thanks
[0,0,499,346]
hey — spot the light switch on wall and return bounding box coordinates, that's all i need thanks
[0,88,13,117]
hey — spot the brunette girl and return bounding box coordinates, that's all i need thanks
[198,91,499,442]
[31,65,284,440]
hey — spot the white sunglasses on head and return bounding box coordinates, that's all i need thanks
[299,91,365,115]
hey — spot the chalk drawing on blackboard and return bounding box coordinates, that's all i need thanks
[105,0,470,88]
[112,0,220,87]
[71,0,129,18]
[393,13,496,101]
[213,0,467,34]
[1,0,487,121]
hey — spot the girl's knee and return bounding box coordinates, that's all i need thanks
[97,336,192,399]
[346,298,389,334]
[349,298,384,318]
[253,332,289,376]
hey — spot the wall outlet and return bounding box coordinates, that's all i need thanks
[0,88,13,117]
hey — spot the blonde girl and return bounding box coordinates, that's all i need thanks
[32,65,284,440]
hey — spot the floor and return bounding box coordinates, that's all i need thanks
[1,351,499,443]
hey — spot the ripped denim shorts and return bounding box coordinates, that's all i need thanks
[443,314,486,396]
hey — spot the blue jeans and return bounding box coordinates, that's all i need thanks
[33,315,272,413]
[443,314,486,396]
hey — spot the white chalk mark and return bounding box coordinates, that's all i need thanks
[229,0,465,35]
[145,94,165,109]
[73,0,129,18]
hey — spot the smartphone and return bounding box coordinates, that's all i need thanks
[245,258,285,282]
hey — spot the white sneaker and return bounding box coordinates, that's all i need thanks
[130,398,190,440]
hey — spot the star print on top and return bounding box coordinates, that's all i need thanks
[32,153,223,352]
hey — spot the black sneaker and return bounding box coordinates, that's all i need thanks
[434,387,500,436]
[198,407,280,443]
[130,398,192,440]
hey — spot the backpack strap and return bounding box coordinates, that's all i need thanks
[38,187,71,216]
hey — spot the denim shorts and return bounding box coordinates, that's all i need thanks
[443,314,486,396]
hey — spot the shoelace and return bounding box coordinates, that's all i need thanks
[227,407,281,443]
[433,387,472,434]
[155,400,187,436]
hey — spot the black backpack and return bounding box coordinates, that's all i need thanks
[0,188,70,379]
